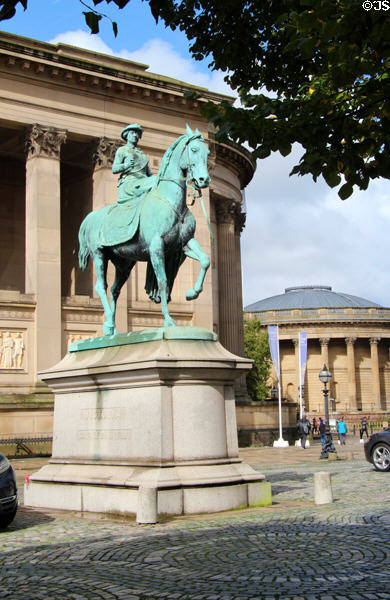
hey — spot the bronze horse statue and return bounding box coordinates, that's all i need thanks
[78,125,211,335]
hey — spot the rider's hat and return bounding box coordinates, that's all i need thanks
[121,123,143,140]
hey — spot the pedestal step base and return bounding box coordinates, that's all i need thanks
[24,461,271,516]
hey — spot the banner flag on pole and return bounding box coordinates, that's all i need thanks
[299,331,308,385]
[268,325,280,381]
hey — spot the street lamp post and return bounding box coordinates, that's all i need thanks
[318,364,337,459]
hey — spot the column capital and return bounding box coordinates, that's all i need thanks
[93,137,121,169]
[319,337,330,347]
[369,336,381,345]
[345,336,357,346]
[215,198,237,224]
[233,205,246,234]
[292,338,299,347]
[25,124,67,159]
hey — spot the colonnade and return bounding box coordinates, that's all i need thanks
[290,335,386,413]
[9,124,247,379]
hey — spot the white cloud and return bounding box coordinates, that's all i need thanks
[49,30,115,55]
[48,31,232,96]
[242,151,390,308]
[120,39,232,96]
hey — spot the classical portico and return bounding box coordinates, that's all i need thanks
[245,286,390,418]
[0,32,254,440]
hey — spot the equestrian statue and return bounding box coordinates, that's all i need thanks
[78,123,211,336]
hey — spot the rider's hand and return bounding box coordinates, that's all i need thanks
[124,157,134,170]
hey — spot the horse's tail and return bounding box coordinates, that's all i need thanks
[78,217,91,271]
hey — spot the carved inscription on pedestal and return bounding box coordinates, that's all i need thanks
[79,407,126,421]
[77,406,129,441]
[0,331,25,370]
[76,430,131,441]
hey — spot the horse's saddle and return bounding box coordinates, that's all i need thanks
[87,199,144,251]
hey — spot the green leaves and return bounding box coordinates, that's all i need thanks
[323,171,341,189]
[244,317,271,402]
[83,11,102,34]
[0,0,27,21]
[338,182,354,200]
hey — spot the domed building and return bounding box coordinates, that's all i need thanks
[245,286,390,418]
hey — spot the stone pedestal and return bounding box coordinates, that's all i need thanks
[24,327,270,516]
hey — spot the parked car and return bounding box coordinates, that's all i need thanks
[364,427,390,472]
[0,454,17,528]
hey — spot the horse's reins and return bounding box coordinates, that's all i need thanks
[157,138,214,243]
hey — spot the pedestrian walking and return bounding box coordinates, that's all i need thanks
[360,416,369,439]
[337,416,348,445]
[297,414,311,449]
[312,417,318,434]
[319,417,326,445]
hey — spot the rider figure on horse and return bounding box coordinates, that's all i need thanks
[112,123,155,204]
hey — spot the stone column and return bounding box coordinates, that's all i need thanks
[369,337,382,411]
[233,204,248,399]
[233,205,246,358]
[25,124,66,373]
[345,337,357,410]
[215,198,240,355]
[319,337,330,369]
[292,338,300,403]
[216,198,247,399]
[92,137,120,210]
[92,137,128,333]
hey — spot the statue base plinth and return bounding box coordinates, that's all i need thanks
[24,328,271,517]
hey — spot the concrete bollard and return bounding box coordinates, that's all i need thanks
[136,484,158,524]
[314,471,333,505]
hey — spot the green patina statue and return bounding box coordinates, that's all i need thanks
[112,123,155,204]
[78,124,211,336]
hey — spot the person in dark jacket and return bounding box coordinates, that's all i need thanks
[297,414,311,449]
[360,416,369,439]
[312,417,318,434]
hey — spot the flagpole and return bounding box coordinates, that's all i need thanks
[299,336,303,419]
[270,325,288,448]
[277,380,283,440]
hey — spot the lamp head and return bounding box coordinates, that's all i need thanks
[319,364,332,384]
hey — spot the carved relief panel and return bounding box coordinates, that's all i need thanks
[0,331,25,370]
[67,333,93,348]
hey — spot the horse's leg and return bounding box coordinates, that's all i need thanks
[149,236,176,327]
[183,238,211,300]
[110,259,135,329]
[93,250,115,336]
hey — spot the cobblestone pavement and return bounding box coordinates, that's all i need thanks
[1,449,390,599]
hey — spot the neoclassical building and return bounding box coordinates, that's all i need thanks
[245,286,390,418]
[0,32,254,439]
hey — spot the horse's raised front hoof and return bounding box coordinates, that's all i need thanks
[186,288,199,300]
[103,322,116,336]
[164,316,176,328]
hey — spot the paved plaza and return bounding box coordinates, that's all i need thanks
[1,437,390,600]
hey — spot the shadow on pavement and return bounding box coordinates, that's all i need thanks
[2,507,55,532]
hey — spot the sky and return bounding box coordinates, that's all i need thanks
[2,0,390,307]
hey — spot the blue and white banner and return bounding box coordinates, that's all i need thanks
[299,331,308,385]
[268,325,280,381]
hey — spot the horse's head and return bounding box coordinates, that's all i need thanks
[180,124,211,189]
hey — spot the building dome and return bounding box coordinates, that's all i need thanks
[244,285,390,419]
[244,285,382,312]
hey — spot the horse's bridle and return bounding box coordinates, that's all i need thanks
[157,135,213,241]
[159,135,204,203]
